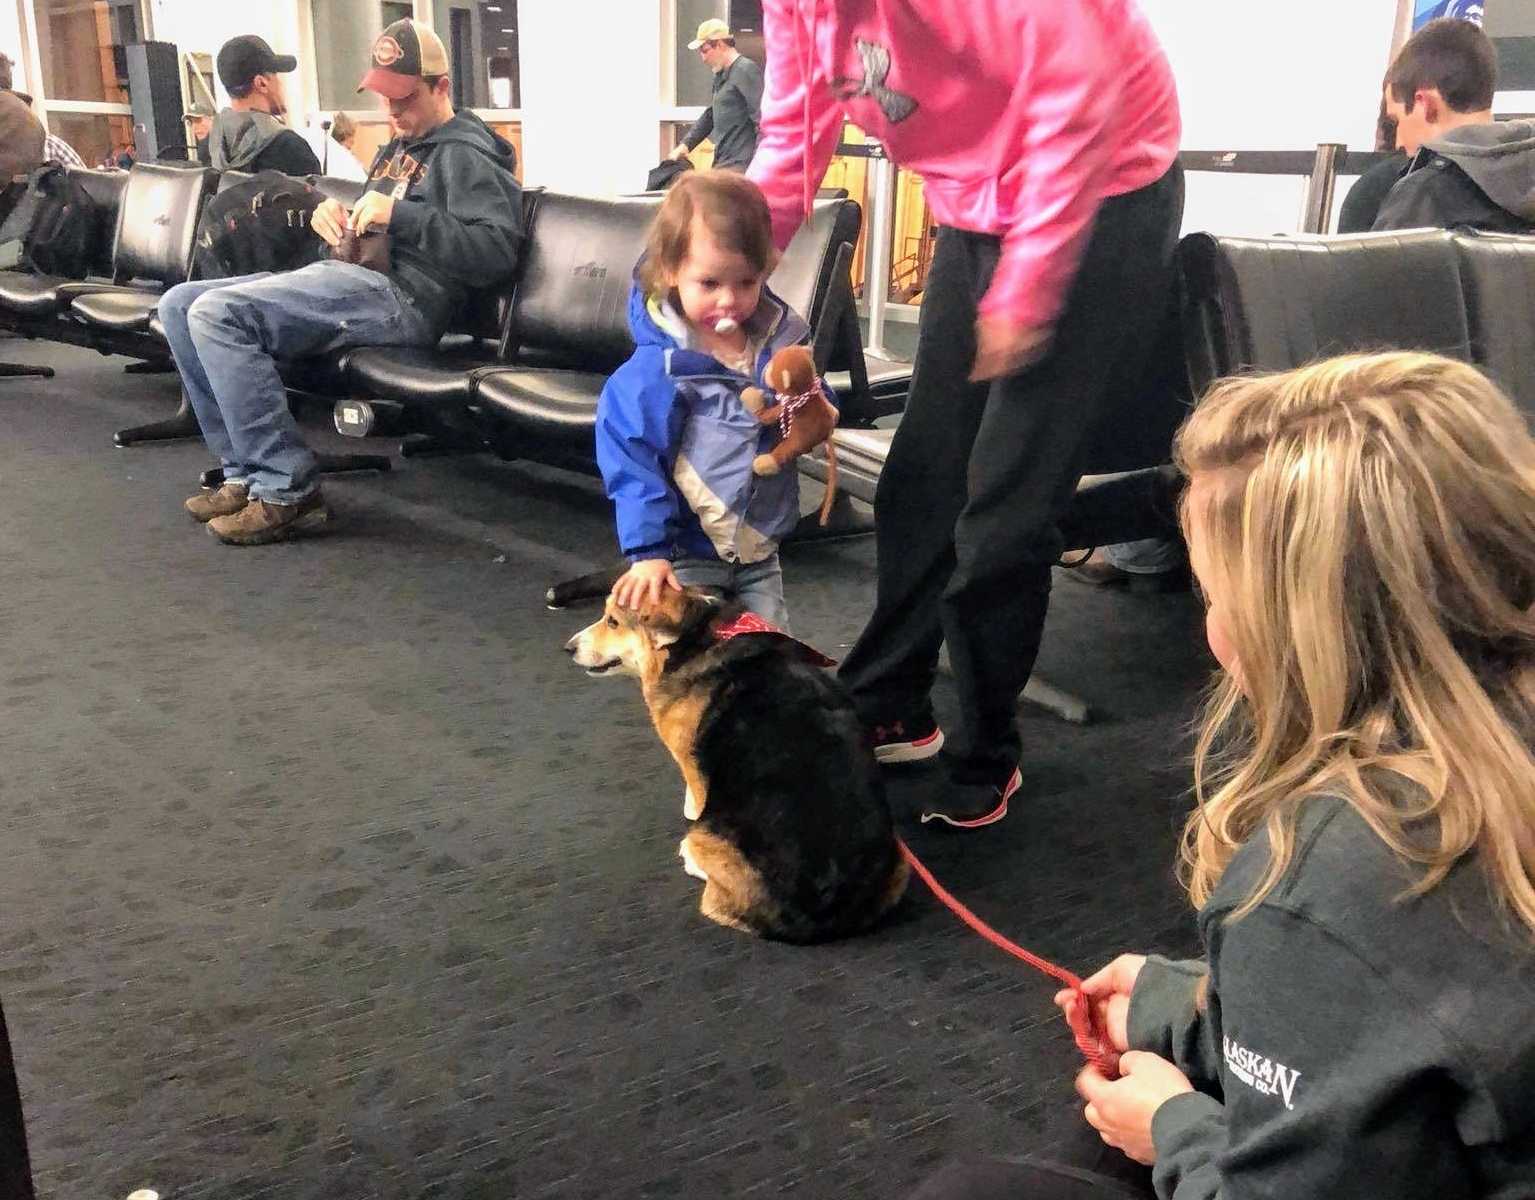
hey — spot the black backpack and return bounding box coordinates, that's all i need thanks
[193,171,329,280]
[0,164,99,278]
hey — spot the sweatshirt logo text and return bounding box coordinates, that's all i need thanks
[1223,1035,1301,1109]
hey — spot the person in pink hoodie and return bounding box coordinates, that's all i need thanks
[749,1,1183,827]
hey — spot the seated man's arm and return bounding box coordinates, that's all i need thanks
[388,143,523,287]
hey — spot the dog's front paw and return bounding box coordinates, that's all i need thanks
[683,785,702,820]
[679,836,708,881]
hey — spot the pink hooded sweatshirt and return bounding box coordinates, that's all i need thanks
[747,0,1181,333]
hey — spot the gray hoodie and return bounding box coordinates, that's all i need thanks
[1374,119,1535,234]
[208,109,320,178]
[1129,783,1535,1199]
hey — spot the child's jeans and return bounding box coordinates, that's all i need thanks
[672,554,790,630]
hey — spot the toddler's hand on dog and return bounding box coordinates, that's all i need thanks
[615,560,681,610]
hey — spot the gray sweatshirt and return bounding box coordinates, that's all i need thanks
[1375,120,1535,235]
[208,109,320,178]
[1129,786,1535,1199]
[682,55,764,170]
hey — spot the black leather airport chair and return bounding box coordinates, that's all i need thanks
[0,167,130,335]
[325,188,542,455]
[1178,228,1470,393]
[67,164,219,338]
[471,195,860,472]
[1450,229,1535,423]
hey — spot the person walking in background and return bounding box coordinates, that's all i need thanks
[670,18,764,172]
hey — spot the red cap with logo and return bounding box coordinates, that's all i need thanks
[358,18,449,101]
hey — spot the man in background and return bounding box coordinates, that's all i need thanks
[1337,100,1407,233]
[669,18,763,172]
[1374,18,1533,233]
[186,103,215,165]
[207,34,321,177]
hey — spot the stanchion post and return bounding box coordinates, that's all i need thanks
[863,140,897,360]
[1302,142,1346,234]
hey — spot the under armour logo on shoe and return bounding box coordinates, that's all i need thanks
[873,721,906,742]
[831,40,918,124]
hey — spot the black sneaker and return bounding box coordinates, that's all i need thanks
[921,765,1022,829]
[868,717,945,764]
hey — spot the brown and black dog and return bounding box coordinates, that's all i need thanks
[566,587,907,942]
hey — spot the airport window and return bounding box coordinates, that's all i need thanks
[673,0,726,108]
[24,0,141,166]
[432,0,520,110]
[311,1,394,112]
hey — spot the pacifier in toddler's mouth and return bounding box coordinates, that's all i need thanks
[712,317,740,333]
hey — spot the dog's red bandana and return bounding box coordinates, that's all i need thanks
[713,612,838,667]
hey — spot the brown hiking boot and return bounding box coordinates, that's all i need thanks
[207,491,330,545]
[184,481,250,524]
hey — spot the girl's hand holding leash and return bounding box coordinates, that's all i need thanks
[1075,1052,1194,1165]
[1055,954,1192,1166]
[1054,952,1146,1053]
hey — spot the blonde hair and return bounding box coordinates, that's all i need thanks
[1174,352,1535,933]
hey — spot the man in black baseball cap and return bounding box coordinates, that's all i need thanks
[217,35,297,94]
[206,34,319,176]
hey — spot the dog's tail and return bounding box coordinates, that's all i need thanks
[546,561,626,609]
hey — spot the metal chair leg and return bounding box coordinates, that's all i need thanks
[1019,675,1091,724]
[0,362,53,379]
[114,391,201,446]
[315,451,392,475]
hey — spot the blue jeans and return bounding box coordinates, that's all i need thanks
[672,554,790,630]
[1104,537,1183,575]
[157,261,436,504]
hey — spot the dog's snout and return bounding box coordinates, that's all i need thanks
[564,633,581,655]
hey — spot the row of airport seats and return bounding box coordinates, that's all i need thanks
[4,168,1535,693]
[0,164,881,459]
[805,227,1535,570]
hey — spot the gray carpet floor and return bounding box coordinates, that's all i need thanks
[0,339,1207,1200]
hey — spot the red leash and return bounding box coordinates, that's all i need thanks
[896,837,1121,1076]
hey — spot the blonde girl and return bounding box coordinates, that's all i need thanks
[918,352,1535,1199]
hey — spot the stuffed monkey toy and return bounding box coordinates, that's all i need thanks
[739,345,841,523]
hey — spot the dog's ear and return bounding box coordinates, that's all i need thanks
[639,587,721,656]
[632,587,692,646]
